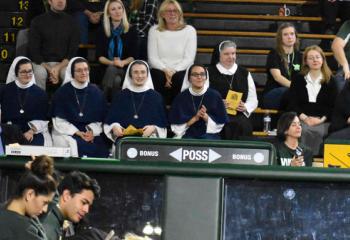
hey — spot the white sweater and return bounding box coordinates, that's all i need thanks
[147,24,197,72]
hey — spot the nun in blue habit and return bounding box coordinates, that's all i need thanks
[104,60,167,141]
[51,57,109,158]
[169,64,228,139]
[2,56,52,146]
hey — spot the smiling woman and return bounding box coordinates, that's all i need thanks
[287,45,337,156]
[2,56,52,146]
[96,0,139,101]
[104,60,168,146]
[169,64,228,139]
[148,0,197,105]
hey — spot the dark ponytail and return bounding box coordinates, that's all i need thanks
[13,155,57,198]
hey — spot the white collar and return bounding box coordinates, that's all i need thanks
[305,72,322,84]
[216,63,238,75]
[15,79,34,89]
[71,80,88,89]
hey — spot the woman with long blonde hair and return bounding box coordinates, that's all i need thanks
[288,45,337,156]
[96,0,139,101]
[148,0,197,105]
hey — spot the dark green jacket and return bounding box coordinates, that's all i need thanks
[40,204,64,240]
[0,208,47,240]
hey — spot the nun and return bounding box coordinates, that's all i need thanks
[2,56,51,146]
[104,60,167,141]
[51,57,109,157]
[208,40,258,139]
[169,64,228,139]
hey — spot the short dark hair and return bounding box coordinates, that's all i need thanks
[71,58,89,78]
[14,58,32,77]
[277,111,298,141]
[128,60,149,78]
[187,64,207,81]
[58,171,101,199]
[13,155,57,198]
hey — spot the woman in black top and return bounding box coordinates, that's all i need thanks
[0,156,57,239]
[96,0,139,101]
[263,23,302,110]
[288,45,337,155]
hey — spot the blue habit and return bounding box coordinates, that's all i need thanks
[105,89,168,129]
[51,83,109,157]
[169,88,228,139]
[0,82,49,145]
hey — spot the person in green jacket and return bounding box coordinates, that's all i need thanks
[40,171,100,240]
[0,155,57,240]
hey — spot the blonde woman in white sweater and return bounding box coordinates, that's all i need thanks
[148,0,197,104]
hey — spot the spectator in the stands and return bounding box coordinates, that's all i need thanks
[148,0,196,105]
[2,56,52,146]
[0,156,57,239]
[29,0,80,91]
[328,81,350,139]
[263,22,302,110]
[128,0,158,60]
[331,19,350,92]
[104,60,167,142]
[66,0,106,44]
[288,45,337,156]
[276,111,313,167]
[320,0,350,34]
[208,40,258,140]
[96,0,139,101]
[51,57,109,158]
[169,64,227,139]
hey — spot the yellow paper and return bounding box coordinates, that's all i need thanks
[225,90,242,115]
[123,125,143,136]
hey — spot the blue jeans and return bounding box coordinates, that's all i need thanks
[74,11,89,44]
[263,87,288,109]
[334,67,347,94]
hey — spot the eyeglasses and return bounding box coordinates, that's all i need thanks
[307,55,322,61]
[164,9,179,14]
[190,72,206,78]
[74,68,90,74]
[18,69,33,75]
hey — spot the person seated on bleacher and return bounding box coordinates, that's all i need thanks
[276,111,313,167]
[169,64,227,139]
[148,0,197,105]
[2,56,52,146]
[51,57,109,158]
[287,45,337,156]
[328,81,350,139]
[207,40,258,140]
[104,60,167,142]
[29,0,80,91]
[96,0,139,101]
[262,23,302,110]
[128,0,158,61]
[65,0,106,44]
